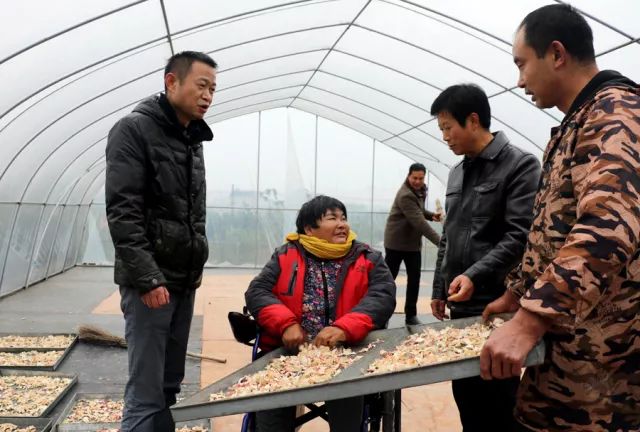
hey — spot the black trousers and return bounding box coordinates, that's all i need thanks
[384,248,422,317]
[119,287,195,432]
[450,310,520,432]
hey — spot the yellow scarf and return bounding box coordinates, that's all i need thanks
[285,231,357,259]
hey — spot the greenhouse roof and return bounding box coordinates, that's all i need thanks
[1,0,638,203]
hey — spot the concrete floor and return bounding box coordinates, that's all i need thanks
[0,266,462,431]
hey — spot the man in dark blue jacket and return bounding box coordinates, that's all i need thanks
[105,51,217,432]
[430,84,540,431]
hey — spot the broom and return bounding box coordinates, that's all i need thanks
[77,324,227,364]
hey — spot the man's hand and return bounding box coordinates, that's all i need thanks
[479,308,549,380]
[141,286,170,309]
[447,275,474,302]
[482,290,520,322]
[430,299,449,321]
[432,212,443,222]
[313,326,347,348]
[282,323,305,350]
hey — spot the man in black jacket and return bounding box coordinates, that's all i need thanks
[429,84,540,431]
[105,51,217,432]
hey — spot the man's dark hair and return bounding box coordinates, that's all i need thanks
[430,84,491,129]
[408,163,426,175]
[296,195,347,234]
[519,4,595,63]
[164,51,218,83]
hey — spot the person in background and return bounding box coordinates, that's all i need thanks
[384,163,441,325]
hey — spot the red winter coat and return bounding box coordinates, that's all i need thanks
[245,240,396,351]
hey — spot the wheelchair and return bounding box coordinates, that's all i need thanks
[228,309,401,432]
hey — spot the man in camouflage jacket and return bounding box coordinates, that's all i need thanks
[481,5,640,431]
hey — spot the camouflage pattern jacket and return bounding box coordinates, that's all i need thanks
[509,71,640,431]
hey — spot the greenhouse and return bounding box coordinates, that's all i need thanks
[0,1,638,431]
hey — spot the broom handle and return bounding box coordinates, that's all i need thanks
[187,351,226,363]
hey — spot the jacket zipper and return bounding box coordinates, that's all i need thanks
[321,262,330,326]
[283,261,298,295]
[186,145,195,281]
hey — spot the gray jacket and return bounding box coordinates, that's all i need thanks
[432,131,541,314]
[384,182,440,251]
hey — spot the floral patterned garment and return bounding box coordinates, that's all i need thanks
[301,255,343,340]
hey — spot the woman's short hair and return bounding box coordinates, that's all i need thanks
[296,195,347,234]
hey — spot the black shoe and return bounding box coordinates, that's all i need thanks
[405,316,422,326]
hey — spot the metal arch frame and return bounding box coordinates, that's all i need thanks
[62,205,85,271]
[158,0,175,55]
[392,149,448,185]
[396,0,512,47]
[597,37,640,57]
[20,42,536,203]
[23,159,107,289]
[210,61,543,153]
[2,2,636,203]
[60,205,80,272]
[0,71,157,186]
[3,0,640,282]
[351,23,562,126]
[51,163,108,276]
[0,6,337,123]
[11,99,142,204]
[211,85,305,109]
[0,1,147,65]
[204,98,442,165]
[5,5,625,190]
[42,136,108,205]
[0,38,169,125]
[72,109,445,202]
[386,108,546,153]
[3,0,637,127]
[0,204,19,293]
[380,0,512,56]
[2,44,463,198]
[0,1,541,128]
[166,0,317,39]
[292,96,446,164]
[553,0,636,41]
[206,98,295,122]
[288,0,372,107]
[212,83,418,136]
[6,38,554,206]
[0,158,106,294]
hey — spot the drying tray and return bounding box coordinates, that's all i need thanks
[0,417,53,432]
[0,333,78,353]
[171,315,545,421]
[0,369,78,419]
[54,393,211,431]
[0,333,77,371]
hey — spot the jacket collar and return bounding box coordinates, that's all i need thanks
[563,70,637,125]
[159,93,214,143]
[463,131,509,165]
[403,180,427,199]
[134,93,213,144]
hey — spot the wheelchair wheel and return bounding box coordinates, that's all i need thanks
[241,412,255,432]
[381,389,400,432]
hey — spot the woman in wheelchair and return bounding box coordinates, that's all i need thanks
[245,195,396,432]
